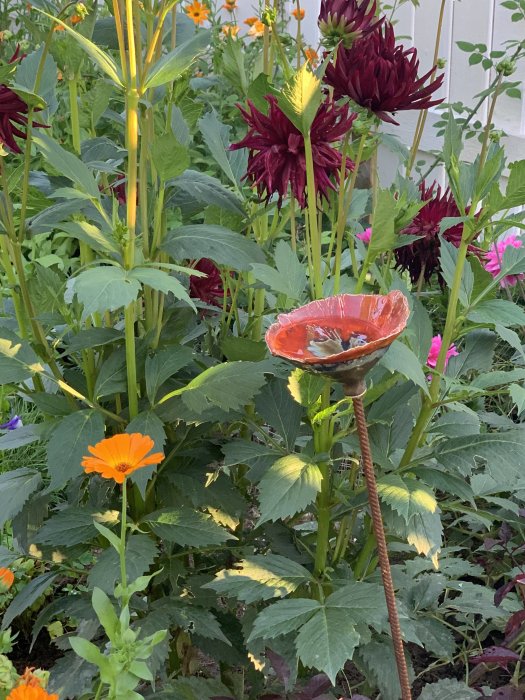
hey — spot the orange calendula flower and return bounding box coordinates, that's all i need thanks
[185,0,209,25]
[244,16,258,25]
[0,567,14,590]
[81,433,165,484]
[7,686,58,700]
[222,24,240,37]
[247,19,266,37]
[70,13,83,23]
[304,47,319,66]
[292,7,305,19]
[53,23,65,31]
[222,0,237,9]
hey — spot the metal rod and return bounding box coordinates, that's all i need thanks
[352,395,413,700]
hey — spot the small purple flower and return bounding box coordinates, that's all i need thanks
[0,415,23,430]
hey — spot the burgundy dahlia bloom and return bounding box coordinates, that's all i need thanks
[324,22,444,125]
[190,259,225,306]
[318,0,383,48]
[395,182,469,284]
[0,47,46,154]
[231,95,356,208]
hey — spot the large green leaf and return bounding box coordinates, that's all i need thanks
[468,298,525,327]
[356,638,410,700]
[145,346,194,404]
[204,554,313,603]
[167,170,245,216]
[33,133,100,199]
[381,340,429,395]
[87,534,158,594]
[248,599,321,640]
[46,410,105,489]
[199,110,237,187]
[1,572,57,630]
[435,430,525,482]
[144,30,211,88]
[130,267,194,309]
[257,455,322,525]
[255,377,303,450]
[93,350,127,399]
[158,361,267,414]
[251,240,307,302]
[368,189,397,257]
[503,160,525,209]
[72,266,141,317]
[161,225,265,271]
[150,133,190,181]
[287,368,326,409]
[0,424,42,450]
[377,475,438,524]
[0,468,42,528]
[221,440,282,483]
[145,507,235,546]
[34,508,98,546]
[419,679,478,700]
[0,330,44,384]
[59,221,119,255]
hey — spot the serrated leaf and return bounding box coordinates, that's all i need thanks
[287,368,327,408]
[356,638,410,700]
[0,330,44,384]
[510,384,525,416]
[168,170,245,216]
[1,572,57,630]
[255,378,303,450]
[419,679,478,699]
[204,554,313,603]
[150,132,190,180]
[130,267,195,309]
[407,510,443,568]
[251,240,307,302]
[93,350,127,399]
[381,340,429,395]
[0,424,42,450]
[278,64,322,134]
[34,508,97,546]
[248,598,320,641]
[46,410,105,490]
[145,346,193,404]
[468,298,525,327]
[257,455,322,525]
[59,221,119,255]
[161,225,264,272]
[199,109,238,187]
[87,534,158,594]
[0,468,42,528]
[72,266,141,317]
[145,507,235,546]
[377,475,438,523]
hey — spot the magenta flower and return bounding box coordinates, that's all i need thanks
[427,335,458,371]
[395,181,474,285]
[0,415,23,430]
[231,95,356,208]
[324,22,444,125]
[189,259,225,306]
[356,227,372,244]
[0,47,46,154]
[484,234,524,288]
[318,0,383,47]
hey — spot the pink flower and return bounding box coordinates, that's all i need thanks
[356,227,372,244]
[484,234,524,288]
[426,334,458,370]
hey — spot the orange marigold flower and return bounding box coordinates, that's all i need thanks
[53,23,65,31]
[292,7,305,19]
[244,16,258,25]
[0,567,14,590]
[70,13,83,23]
[222,24,240,37]
[222,0,237,10]
[7,686,58,700]
[185,0,209,25]
[81,433,164,484]
[18,669,41,688]
[304,47,318,66]
[247,19,266,37]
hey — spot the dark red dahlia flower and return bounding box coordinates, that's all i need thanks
[318,0,383,48]
[190,259,225,306]
[0,47,46,154]
[324,22,444,125]
[395,181,467,284]
[231,95,356,208]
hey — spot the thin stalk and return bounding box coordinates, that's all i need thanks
[263,0,271,75]
[295,0,302,69]
[120,481,128,591]
[124,304,139,419]
[313,384,333,578]
[304,132,323,299]
[0,236,28,337]
[68,77,82,153]
[289,194,297,252]
[406,0,446,176]
[113,0,129,84]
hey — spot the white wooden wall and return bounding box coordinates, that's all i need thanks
[234,0,525,182]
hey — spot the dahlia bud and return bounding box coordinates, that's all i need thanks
[261,6,277,25]
[1,29,13,40]
[496,58,516,76]
[74,2,88,17]
[0,654,17,691]
[436,57,446,69]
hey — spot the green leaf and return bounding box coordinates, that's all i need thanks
[0,468,42,528]
[287,368,326,408]
[145,507,235,546]
[439,239,473,307]
[220,336,267,362]
[72,266,141,317]
[59,221,119,255]
[356,638,409,700]
[145,346,193,404]
[510,384,525,415]
[419,679,478,700]
[377,475,438,523]
[435,430,525,482]
[296,605,360,684]
[221,440,282,482]
[130,267,194,309]
[255,378,303,450]
[204,554,313,603]
[472,368,525,389]
[94,350,127,399]
[34,508,97,546]
[199,110,238,187]
[33,133,100,199]
[278,64,322,134]
[327,581,388,630]
[159,361,267,414]
[257,455,322,525]
[0,424,42,450]
[92,587,119,642]
[248,599,320,641]
[150,133,190,180]
[495,324,525,361]
[1,572,57,630]
[64,328,124,354]
[0,330,44,384]
[406,510,443,568]
[503,160,525,208]
[126,411,167,496]
[161,225,264,271]
[168,170,245,216]
[448,330,496,376]
[468,298,525,327]
[37,10,123,85]
[251,240,307,302]
[368,189,397,257]
[381,340,430,395]
[46,410,105,490]
[88,534,158,594]
[144,30,211,88]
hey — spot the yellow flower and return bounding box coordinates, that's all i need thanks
[247,19,266,37]
[81,433,164,484]
[292,7,305,19]
[185,0,209,26]
[222,24,240,37]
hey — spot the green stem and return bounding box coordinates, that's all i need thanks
[313,384,333,578]
[124,304,139,419]
[68,77,81,154]
[120,480,128,593]
[304,132,323,299]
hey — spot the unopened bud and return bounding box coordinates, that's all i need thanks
[261,7,276,25]
[496,58,516,76]
[74,2,88,17]
[436,57,446,69]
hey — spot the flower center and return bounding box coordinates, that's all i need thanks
[115,462,132,473]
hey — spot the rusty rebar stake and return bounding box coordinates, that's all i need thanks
[352,395,413,700]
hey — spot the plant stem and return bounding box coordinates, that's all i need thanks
[68,77,82,153]
[304,132,323,299]
[313,384,333,578]
[124,304,139,419]
[120,480,128,592]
